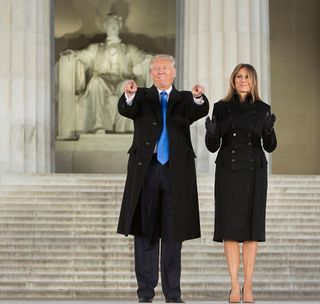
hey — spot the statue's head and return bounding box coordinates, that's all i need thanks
[103,13,123,36]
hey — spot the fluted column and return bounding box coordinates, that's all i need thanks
[0,0,53,173]
[180,0,270,173]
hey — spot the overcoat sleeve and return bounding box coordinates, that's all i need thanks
[187,94,210,124]
[118,91,140,120]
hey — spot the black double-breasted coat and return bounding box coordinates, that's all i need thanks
[205,94,277,242]
[117,85,209,242]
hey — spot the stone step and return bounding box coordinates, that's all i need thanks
[0,204,317,216]
[1,182,320,191]
[0,234,318,243]
[0,274,319,284]
[0,233,319,242]
[0,220,318,230]
[0,290,318,301]
[0,174,319,300]
[0,259,318,271]
[1,239,320,250]
[0,229,319,239]
[0,197,320,208]
[2,176,313,185]
[0,268,317,278]
[0,208,319,219]
[0,220,318,229]
[0,213,316,223]
[0,190,265,198]
[0,251,318,261]
[0,200,319,210]
[0,236,319,246]
[0,173,319,181]
[1,183,320,192]
[6,280,276,294]
[0,280,318,289]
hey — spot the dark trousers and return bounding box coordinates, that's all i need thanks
[134,156,182,299]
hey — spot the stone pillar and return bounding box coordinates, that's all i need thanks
[180,0,271,173]
[0,0,53,173]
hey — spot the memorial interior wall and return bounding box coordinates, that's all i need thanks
[270,0,320,174]
[54,0,176,173]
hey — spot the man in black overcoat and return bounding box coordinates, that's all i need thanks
[117,54,209,303]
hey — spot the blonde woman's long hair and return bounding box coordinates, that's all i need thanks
[223,63,261,103]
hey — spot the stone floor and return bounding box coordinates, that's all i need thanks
[0,301,319,304]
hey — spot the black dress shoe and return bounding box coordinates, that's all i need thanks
[165,297,185,303]
[138,296,152,303]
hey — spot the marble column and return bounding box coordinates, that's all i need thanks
[179,0,271,173]
[0,0,53,173]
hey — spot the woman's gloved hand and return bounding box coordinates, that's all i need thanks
[205,116,217,136]
[264,112,276,134]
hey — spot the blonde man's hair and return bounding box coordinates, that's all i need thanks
[149,54,175,72]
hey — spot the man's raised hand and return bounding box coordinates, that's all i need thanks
[124,80,138,97]
[191,84,205,98]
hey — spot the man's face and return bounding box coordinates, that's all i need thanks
[150,59,176,90]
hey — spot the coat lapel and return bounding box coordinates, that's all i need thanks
[146,85,161,122]
[167,86,183,116]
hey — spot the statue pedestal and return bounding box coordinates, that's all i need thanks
[55,134,133,173]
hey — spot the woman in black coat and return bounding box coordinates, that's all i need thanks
[205,64,277,303]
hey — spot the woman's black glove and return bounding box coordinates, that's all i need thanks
[205,116,217,136]
[264,112,276,135]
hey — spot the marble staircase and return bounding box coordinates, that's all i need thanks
[0,174,319,300]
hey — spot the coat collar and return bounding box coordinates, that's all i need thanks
[146,85,183,119]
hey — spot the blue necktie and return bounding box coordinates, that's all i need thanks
[157,91,169,164]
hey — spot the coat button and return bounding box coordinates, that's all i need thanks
[145,141,150,146]
[137,162,142,166]
[233,133,237,137]
[229,116,233,120]
[232,158,236,162]
[250,159,254,162]
[232,150,235,154]
[250,167,254,170]
[248,133,252,137]
[248,142,252,146]
[152,122,157,126]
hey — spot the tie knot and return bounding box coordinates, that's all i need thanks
[160,91,168,104]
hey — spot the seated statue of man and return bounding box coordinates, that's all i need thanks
[57,13,152,139]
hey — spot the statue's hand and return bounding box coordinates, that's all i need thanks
[191,84,205,98]
[124,80,137,97]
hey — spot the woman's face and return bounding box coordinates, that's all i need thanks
[234,67,252,95]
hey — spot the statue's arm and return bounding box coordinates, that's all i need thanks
[60,43,97,69]
[59,44,98,93]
